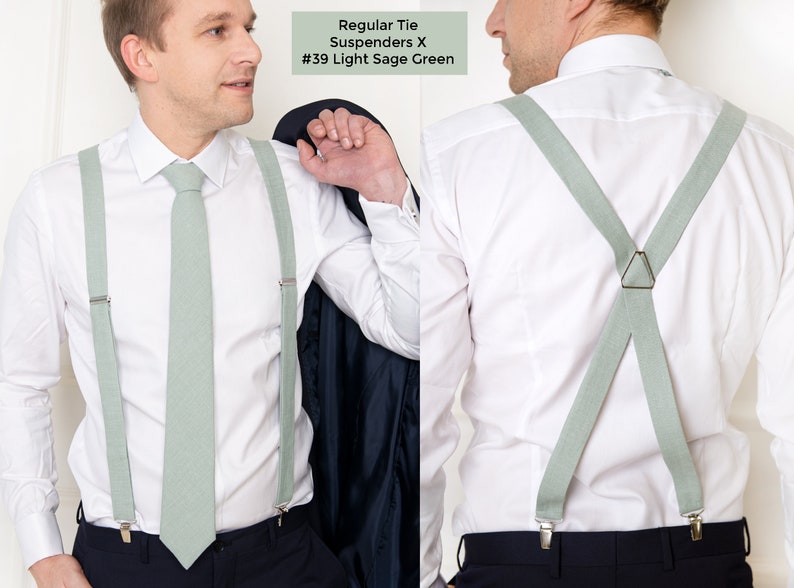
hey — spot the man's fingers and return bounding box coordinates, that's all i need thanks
[318,109,338,141]
[306,119,328,145]
[347,114,367,148]
[306,109,337,147]
[331,108,354,149]
[306,108,372,151]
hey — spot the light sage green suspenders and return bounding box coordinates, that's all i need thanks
[78,148,136,538]
[249,139,298,516]
[499,95,746,549]
[77,139,298,540]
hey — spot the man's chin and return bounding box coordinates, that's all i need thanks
[224,108,255,130]
[509,77,530,95]
[508,70,549,95]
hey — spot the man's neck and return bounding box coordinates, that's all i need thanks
[567,8,659,54]
[139,105,217,161]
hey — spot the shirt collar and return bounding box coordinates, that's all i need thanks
[128,110,229,188]
[557,34,673,79]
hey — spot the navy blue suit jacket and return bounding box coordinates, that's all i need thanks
[274,99,419,588]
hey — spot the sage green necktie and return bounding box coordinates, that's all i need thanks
[159,162,216,569]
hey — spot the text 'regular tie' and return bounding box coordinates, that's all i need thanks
[159,162,216,569]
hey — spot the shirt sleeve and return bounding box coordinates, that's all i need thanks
[419,131,471,587]
[0,172,67,568]
[311,176,420,361]
[755,232,794,588]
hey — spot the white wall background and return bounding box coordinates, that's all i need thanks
[0,1,419,586]
[1,1,793,587]
[420,1,794,587]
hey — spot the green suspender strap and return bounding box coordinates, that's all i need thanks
[78,146,137,540]
[78,140,299,537]
[249,139,298,517]
[499,95,746,549]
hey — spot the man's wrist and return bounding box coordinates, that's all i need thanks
[358,181,419,240]
[359,168,408,206]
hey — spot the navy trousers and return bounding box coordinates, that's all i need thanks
[72,505,347,588]
[453,519,753,587]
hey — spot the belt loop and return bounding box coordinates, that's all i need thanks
[139,532,149,564]
[743,518,751,557]
[549,532,561,579]
[75,501,84,525]
[660,526,674,571]
[457,536,465,570]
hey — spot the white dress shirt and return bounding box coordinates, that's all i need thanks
[420,35,794,587]
[0,111,419,569]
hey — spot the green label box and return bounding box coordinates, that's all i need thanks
[292,12,467,75]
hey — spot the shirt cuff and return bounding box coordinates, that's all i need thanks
[15,511,64,570]
[358,179,419,241]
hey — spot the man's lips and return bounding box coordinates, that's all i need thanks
[501,42,511,65]
[222,78,254,92]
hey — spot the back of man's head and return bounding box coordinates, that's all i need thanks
[605,0,670,32]
[101,0,173,90]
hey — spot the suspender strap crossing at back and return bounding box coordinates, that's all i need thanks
[499,95,746,547]
[249,139,299,513]
[78,139,299,536]
[78,146,136,532]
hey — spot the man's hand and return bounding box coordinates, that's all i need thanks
[297,108,407,206]
[29,554,92,588]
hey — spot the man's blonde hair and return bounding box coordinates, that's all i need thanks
[607,0,670,32]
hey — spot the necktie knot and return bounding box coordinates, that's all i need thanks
[161,162,206,194]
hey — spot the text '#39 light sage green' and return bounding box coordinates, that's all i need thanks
[292,12,467,75]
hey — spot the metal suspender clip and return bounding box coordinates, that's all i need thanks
[276,505,289,527]
[536,519,560,550]
[118,520,135,543]
[278,278,296,289]
[89,295,111,306]
[684,510,704,541]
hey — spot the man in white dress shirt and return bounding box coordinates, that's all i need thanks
[421,0,794,586]
[0,0,419,587]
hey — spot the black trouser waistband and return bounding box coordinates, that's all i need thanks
[462,519,749,569]
[77,504,309,558]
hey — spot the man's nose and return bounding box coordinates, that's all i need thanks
[486,0,507,38]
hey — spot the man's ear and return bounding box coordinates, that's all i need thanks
[120,34,159,84]
[565,0,598,21]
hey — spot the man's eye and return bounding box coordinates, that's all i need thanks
[207,27,224,36]
[245,26,256,34]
